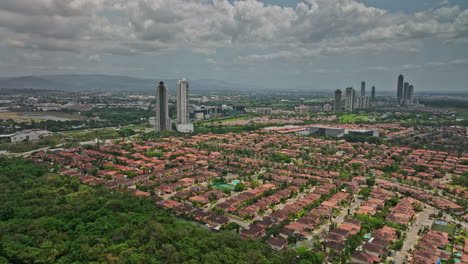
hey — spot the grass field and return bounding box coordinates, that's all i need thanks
[213,182,235,191]
[339,114,371,123]
[197,115,255,126]
[432,223,456,236]
[0,111,83,122]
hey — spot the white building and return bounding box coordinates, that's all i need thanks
[0,129,53,143]
[256,107,273,115]
[323,104,333,112]
[345,87,355,112]
[176,78,194,132]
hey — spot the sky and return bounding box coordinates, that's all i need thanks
[0,0,468,92]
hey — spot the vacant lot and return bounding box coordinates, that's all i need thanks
[0,111,83,122]
[339,114,370,123]
[197,115,254,126]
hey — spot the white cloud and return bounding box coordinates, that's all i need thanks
[206,58,217,64]
[87,54,101,62]
[368,59,468,71]
[0,0,467,63]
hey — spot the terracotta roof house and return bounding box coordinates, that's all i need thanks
[267,237,288,251]
[372,226,398,242]
[160,200,179,208]
[191,209,212,221]
[279,227,295,238]
[412,249,440,264]
[351,250,381,264]
[256,216,279,228]
[205,215,230,227]
[240,224,266,239]
[362,242,387,257]
[326,241,346,253]
[174,205,195,215]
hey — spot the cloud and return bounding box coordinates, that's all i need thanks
[0,0,467,63]
[206,58,217,64]
[87,54,101,62]
[368,59,468,71]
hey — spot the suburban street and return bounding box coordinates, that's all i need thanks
[393,206,433,264]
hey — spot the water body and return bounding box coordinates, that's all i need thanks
[22,114,70,121]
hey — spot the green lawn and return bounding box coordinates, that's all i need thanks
[339,114,371,123]
[213,182,235,191]
[197,115,255,126]
[432,223,456,236]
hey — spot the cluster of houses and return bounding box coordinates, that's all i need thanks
[385,198,418,226]
[28,130,467,261]
[351,227,396,264]
[410,229,451,264]
[212,115,337,126]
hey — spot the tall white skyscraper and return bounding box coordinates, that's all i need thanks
[155,81,171,132]
[176,78,194,132]
[345,87,355,112]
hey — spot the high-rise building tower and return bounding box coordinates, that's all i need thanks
[403,82,410,105]
[155,81,171,132]
[177,79,189,124]
[176,79,194,132]
[371,86,376,101]
[361,81,366,97]
[397,74,404,104]
[345,87,355,112]
[334,89,342,111]
[408,85,414,105]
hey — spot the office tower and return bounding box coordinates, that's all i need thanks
[295,105,310,114]
[361,81,366,97]
[176,79,189,124]
[334,89,342,111]
[403,82,410,105]
[397,74,404,104]
[345,87,355,112]
[257,107,273,115]
[155,81,171,132]
[408,85,414,105]
[371,86,375,101]
[176,78,194,132]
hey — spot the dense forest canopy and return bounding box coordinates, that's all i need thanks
[0,157,324,264]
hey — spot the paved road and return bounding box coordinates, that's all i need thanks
[12,139,99,157]
[13,146,51,157]
[295,195,362,248]
[393,207,433,264]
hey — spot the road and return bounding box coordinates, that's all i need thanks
[393,207,433,264]
[295,195,362,248]
[12,140,99,157]
[13,146,52,157]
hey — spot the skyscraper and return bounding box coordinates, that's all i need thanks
[345,87,355,112]
[334,89,342,111]
[361,81,366,97]
[408,85,414,105]
[397,74,404,104]
[176,78,194,132]
[371,86,376,101]
[155,81,171,132]
[403,82,410,105]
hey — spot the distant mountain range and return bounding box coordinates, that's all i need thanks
[0,74,247,94]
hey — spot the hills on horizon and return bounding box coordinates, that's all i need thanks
[0,74,467,96]
[0,74,252,94]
